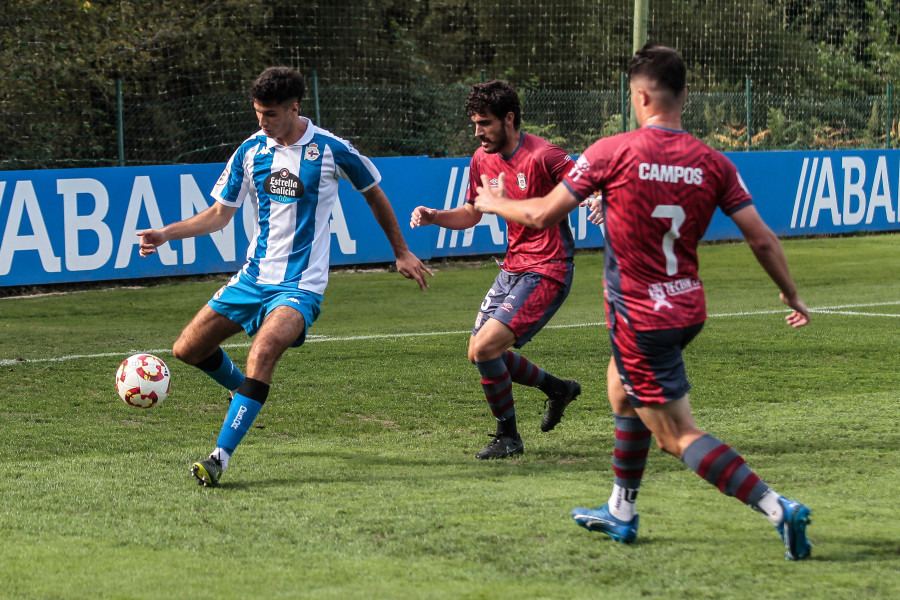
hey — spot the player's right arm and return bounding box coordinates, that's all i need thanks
[409,202,482,230]
[138,202,238,257]
[474,175,580,230]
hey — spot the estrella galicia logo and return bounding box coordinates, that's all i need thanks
[264,168,304,203]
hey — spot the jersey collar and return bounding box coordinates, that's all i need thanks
[500,132,526,161]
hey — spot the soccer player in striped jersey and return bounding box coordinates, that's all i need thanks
[410,80,581,459]
[138,66,433,487]
[473,46,813,560]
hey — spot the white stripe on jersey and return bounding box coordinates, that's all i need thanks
[210,119,381,294]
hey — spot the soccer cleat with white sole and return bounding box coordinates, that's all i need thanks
[776,497,812,560]
[571,503,638,543]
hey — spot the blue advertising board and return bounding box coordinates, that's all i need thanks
[0,149,897,286]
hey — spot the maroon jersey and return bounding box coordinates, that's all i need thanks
[466,133,574,283]
[563,126,752,330]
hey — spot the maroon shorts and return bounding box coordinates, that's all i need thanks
[608,301,704,406]
[473,267,573,348]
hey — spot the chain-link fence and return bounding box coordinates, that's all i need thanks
[1,0,897,171]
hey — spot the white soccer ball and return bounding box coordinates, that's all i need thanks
[115,353,171,408]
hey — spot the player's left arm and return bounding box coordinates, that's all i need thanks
[473,174,580,230]
[362,184,434,290]
[730,204,809,328]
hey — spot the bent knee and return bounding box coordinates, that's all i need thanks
[171,339,195,365]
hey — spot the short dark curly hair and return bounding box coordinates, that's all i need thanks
[465,80,521,130]
[250,66,306,105]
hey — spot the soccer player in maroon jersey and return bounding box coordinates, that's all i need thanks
[410,80,581,459]
[473,46,813,559]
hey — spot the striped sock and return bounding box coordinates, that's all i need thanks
[475,357,517,435]
[681,433,770,506]
[501,350,546,387]
[608,414,652,521]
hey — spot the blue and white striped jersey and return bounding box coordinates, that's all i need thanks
[211,118,380,293]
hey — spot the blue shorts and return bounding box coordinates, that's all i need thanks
[607,302,704,407]
[472,268,573,348]
[208,271,322,347]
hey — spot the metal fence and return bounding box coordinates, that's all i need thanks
[1,0,897,170]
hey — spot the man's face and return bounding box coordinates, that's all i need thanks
[471,111,511,154]
[254,99,298,142]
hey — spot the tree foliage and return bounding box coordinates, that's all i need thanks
[0,0,897,169]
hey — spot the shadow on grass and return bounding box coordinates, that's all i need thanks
[208,446,608,491]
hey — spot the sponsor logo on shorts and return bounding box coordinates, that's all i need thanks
[500,301,514,313]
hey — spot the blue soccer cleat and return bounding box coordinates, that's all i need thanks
[571,503,638,543]
[775,497,812,560]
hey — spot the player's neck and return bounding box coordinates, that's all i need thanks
[499,130,522,157]
[275,116,308,146]
[641,112,682,131]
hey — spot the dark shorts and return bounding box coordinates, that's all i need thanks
[472,268,573,348]
[208,270,323,348]
[607,302,704,407]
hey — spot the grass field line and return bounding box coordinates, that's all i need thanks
[2,301,897,368]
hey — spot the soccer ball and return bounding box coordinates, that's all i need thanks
[115,353,171,408]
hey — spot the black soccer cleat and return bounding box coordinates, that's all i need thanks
[475,434,524,459]
[190,456,223,487]
[541,379,581,432]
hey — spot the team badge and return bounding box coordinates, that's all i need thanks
[305,143,320,161]
[516,172,527,190]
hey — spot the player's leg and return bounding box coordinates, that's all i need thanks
[468,318,523,459]
[476,271,580,434]
[636,397,812,559]
[194,305,306,486]
[193,288,321,487]
[175,275,253,396]
[571,357,649,543]
[506,269,580,431]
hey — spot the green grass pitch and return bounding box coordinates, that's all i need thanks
[0,235,897,599]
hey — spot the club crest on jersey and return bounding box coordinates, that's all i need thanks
[264,168,304,203]
[304,143,320,161]
[516,172,527,190]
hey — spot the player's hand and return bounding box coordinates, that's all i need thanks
[473,173,507,214]
[780,292,810,328]
[137,229,167,257]
[395,250,434,291]
[410,206,438,228]
[581,193,604,225]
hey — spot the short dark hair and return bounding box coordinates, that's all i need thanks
[628,44,686,97]
[465,80,521,130]
[250,66,306,105]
